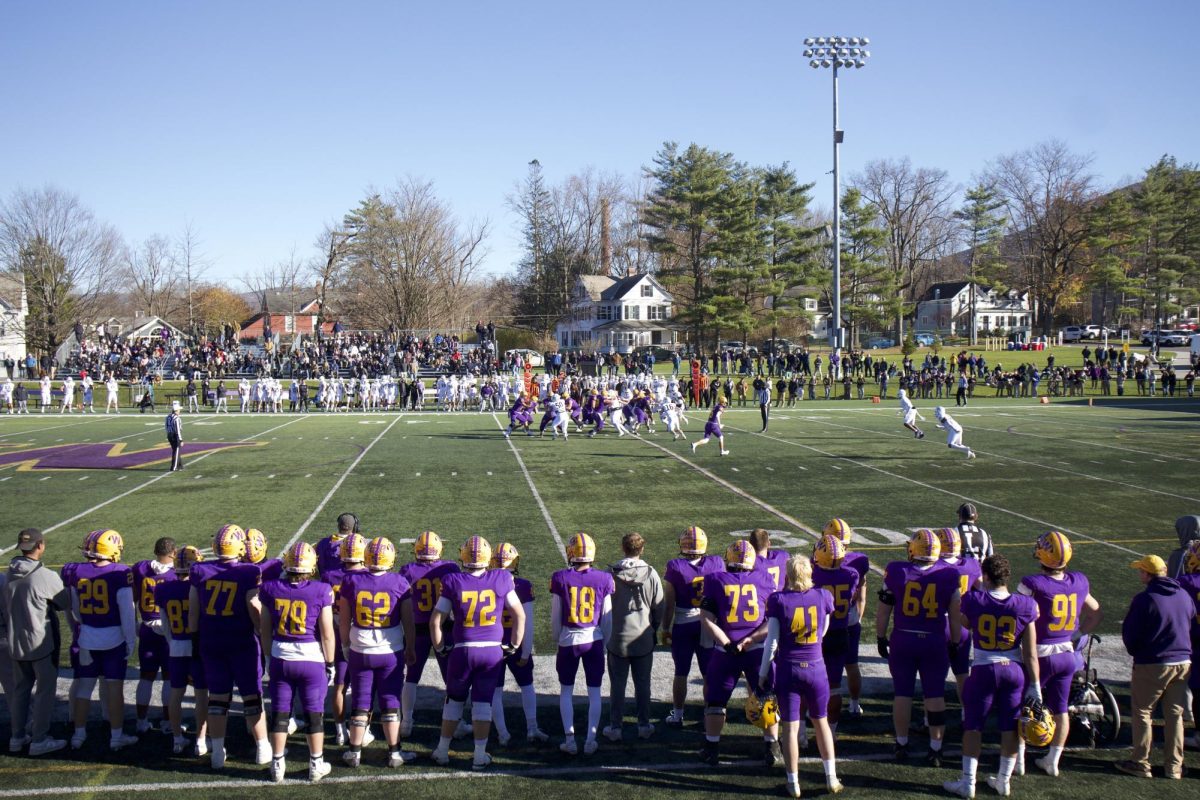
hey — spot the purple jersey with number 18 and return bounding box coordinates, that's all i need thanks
[549,567,615,631]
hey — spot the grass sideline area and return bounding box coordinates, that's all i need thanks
[0,400,1197,797]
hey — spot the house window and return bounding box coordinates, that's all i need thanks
[640,284,653,297]
[1009,316,1016,327]
[981,316,989,328]
[597,305,611,321]
[624,305,640,320]
[648,305,666,321]
[805,299,817,311]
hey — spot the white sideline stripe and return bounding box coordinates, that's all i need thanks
[730,425,1142,557]
[0,417,307,557]
[492,413,567,564]
[277,414,403,556]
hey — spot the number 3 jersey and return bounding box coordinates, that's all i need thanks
[663,555,725,624]
[766,587,834,661]
[437,570,517,644]
[398,560,460,627]
[189,560,263,641]
[341,571,412,654]
[550,567,616,646]
[1018,571,1089,648]
[259,579,334,660]
[883,561,959,637]
[960,590,1039,662]
[702,569,776,641]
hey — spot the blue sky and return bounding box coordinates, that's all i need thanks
[2,0,1196,284]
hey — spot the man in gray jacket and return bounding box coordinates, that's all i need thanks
[603,533,665,742]
[1,529,69,755]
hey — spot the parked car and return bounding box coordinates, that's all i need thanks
[1083,324,1115,339]
[718,340,745,352]
[504,348,544,367]
[1141,329,1190,347]
[631,345,677,363]
[913,333,937,347]
[1061,325,1086,342]
[866,337,895,349]
[762,338,793,355]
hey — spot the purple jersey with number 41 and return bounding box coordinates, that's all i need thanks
[440,570,515,644]
[767,587,834,661]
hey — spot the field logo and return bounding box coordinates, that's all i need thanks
[0,441,262,471]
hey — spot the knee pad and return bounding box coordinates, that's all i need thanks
[927,709,947,727]
[74,677,97,699]
[242,695,263,717]
[443,698,465,722]
[307,712,324,732]
[380,709,400,723]
[348,715,370,729]
[471,701,492,722]
[272,713,292,733]
[209,698,230,716]
[704,706,727,718]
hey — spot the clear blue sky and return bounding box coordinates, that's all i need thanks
[2,0,1196,284]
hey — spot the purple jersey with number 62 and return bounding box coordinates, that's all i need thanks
[702,569,775,640]
[440,570,515,644]
[1020,571,1089,646]
[341,571,411,631]
[260,579,334,644]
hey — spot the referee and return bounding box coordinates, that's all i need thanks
[753,376,770,432]
[955,502,992,559]
[165,401,183,471]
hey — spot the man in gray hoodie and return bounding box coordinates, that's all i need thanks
[603,533,665,742]
[0,529,69,755]
[1167,515,1199,578]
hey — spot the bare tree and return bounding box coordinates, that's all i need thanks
[0,186,121,355]
[123,234,181,320]
[176,222,210,338]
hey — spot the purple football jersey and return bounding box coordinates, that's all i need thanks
[844,551,870,581]
[812,564,861,630]
[944,558,983,641]
[190,560,262,637]
[702,569,775,640]
[133,560,174,623]
[501,576,534,645]
[341,571,412,630]
[664,555,725,615]
[74,562,133,629]
[399,560,461,625]
[440,570,515,644]
[1178,574,1200,638]
[315,534,346,578]
[767,587,834,661]
[255,558,284,583]
[61,563,81,635]
[961,590,1039,652]
[154,579,192,638]
[550,567,616,630]
[260,579,334,644]
[756,550,791,593]
[883,561,958,635]
[1020,571,1090,645]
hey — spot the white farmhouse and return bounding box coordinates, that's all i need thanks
[555,273,680,353]
[0,273,28,366]
[915,281,1032,338]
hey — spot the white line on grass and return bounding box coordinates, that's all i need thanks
[0,416,111,439]
[492,413,567,564]
[0,416,307,557]
[277,414,403,556]
[973,420,1200,464]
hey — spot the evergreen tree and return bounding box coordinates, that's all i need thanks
[954,183,1007,343]
[837,188,889,348]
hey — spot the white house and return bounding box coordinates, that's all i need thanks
[915,281,1032,337]
[0,273,28,365]
[555,273,680,353]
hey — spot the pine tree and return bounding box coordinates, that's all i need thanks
[954,183,1007,344]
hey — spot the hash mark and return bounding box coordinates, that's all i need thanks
[268,474,276,479]
[39,476,50,481]
[78,476,88,481]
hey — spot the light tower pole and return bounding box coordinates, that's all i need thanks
[805,36,870,353]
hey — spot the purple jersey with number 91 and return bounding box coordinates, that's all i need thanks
[440,570,515,644]
[550,567,615,630]
[1020,571,1089,646]
[260,579,334,644]
[703,570,775,640]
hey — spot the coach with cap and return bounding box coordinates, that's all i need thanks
[165,401,183,471]
[0,529,70,755]
[1117,553,1197,779]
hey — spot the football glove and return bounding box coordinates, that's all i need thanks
[435,642,452,658]
[876,636,890,660]
[501,642,518,658]
[1023,684,1043,705]
[325,662,336,686]
[723,640,740,655]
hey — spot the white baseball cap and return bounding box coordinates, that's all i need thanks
[171,401,181,411]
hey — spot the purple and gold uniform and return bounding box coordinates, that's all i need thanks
[315,534,347,579]
[1178,573,1200,691]
[133,560,175,680]
[438,570,517,702]
[765,587,834,721]
[1018,571,1090,714]
[843,550,870,666]
[61,562,83,671]
[342,571,412,712]
[154,579,205,690]
[703,404,724,439]
[757,550,790,593]
[260,578,334,714]
[812,562,860,690]
[500,576,535,687]
[190,560,263,697]
[254,557,284,583]
[550,567,615,687]
[74,561,136,679]
[701,569,776,706]
[664,555,724,677]
[882,561,958,698]
[944,557,983,677]
[508,396,534,426]
[960,590,1039,732]
[399,559,460,685]
[323,566,365,686]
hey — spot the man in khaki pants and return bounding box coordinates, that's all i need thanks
[1118,554,1197,779]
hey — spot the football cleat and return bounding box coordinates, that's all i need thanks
[813,534,846,570]
[1018,699,1055,747]
[8,735,30,753]
[583,739,598,755]
[387,749,416,767]
[365,537,396,570]
[827,778,844,795]
[309,758,331,782]
[527,728,550,742]
[136,719,152,734]
[926,748,943,768]
[566,532,596,565]
[985,776,1010,797]
[83,529,123,562]
[637,724,655,740]
[907,529,942,563]
[342,749,361,767]
[1034,755,1059,777]
[339,533,367,564]
[764,739,783,767]
[28,738,66,757]
[786,779,802,799]
[69,730,86,750]
[110,732,138,751]
[472,752,493,771]
[719,449,730,455]
[489,541,520,572]
[823,518,854,547]
[1034,531,1072,570]
[283,542,318,575]
[559,738,578,755]
[213,524,246,559]
[195,737,209,757]
[270,756,286,783]
[725,540,757,572]
[679,526,708,556]
[1184,540,1200,574]
[459,536,492,569]
[602,726,622,742]
[413,530,444,562]
[210,744,226,770]
[936,527,962,560]
[943,778,975,798]
[699,740,719,766]
[430,748,450,766]
[497,731,512,747]
[245,528,268,564]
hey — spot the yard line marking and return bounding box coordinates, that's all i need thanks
[1121,459,1136,464]
[278,414,404,556]
[305,473,312,478]
[765,466,774,471]
[1089,460,1103,465]
[78,476,88,481]
[730,467,739,472]
[0,416,307,557]
[0,477,9,482]
[491,413,567,564]
[728,425,1142,557]
[798,465,807,470]
[978,421,1200,464]
[267,474,276,479]
[38,476,50,481]
[230,474,238,480]
[193,475,202,480]
[1154,458,1168,463]
[117,475,127,481]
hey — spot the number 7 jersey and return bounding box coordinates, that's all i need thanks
[189,560,263,639]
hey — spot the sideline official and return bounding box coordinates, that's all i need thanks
[166,401,183,471]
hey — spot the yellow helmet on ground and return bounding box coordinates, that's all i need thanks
[1034,531,1072,570]
[83,529,123,562]
[567,532,596,565]
[413,531,443,562]
[213,524,246,559]
[245,528,268,564]
[907,528,942,563]
[679,526,708,556]
[283,542,317,575]
[460,536,492,569]
[1184,540,1200,574]
[365,537,396,571]
[745,693,780,729]
[1018,699,1056,747]
[813,534,846,570]
[823,518,853,547]
[490,542,520,572]
[339,532,367,564]
[724,540,757,572]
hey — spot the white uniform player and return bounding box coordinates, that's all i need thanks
[40,375,51,412]
[60,377,75,413]
[659,399,685,441]
[934,406,975,459]
[105,375,120,413]
[1,378,12,413]
[897,388,924,438]
[550,396,570,440]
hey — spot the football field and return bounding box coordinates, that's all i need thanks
[0,398,1197,798]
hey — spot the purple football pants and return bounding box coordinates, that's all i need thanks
[269,658,327,714]
[445,646,504,703]
[963,661,1025,732]
[776,658,830,722]
[348,649,404,712]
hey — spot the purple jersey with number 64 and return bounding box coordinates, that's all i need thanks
[440,570,515,644]
[883,561,958,637]
[260,579,334,644]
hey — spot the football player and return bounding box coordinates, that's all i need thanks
[70,529,138,751]
[189,524,269,769]
[488,542,548,743]
[811,535,861,736]
[938,527,983,705]
[132,537,176,734]
[153,545,208,755]
[824,519,870,717]
[897,388,925,439]
[315,512,359,579]
[758,554,843,798]
[260,542,336,783]
[323,532,369,745]
[750,529,790,594]
[1016,531,1102,777]
[244,528,283,582]
[1178,541,1200,748]
[430,537,525,770]
[662,526,725,727]
[339,537,417,768]
[944,554,1041,798]
[690,400,729,455]
[876,529,959,765]
[398,531,461,737]
[550,532,615,754]
[698,540,778,767]
[934,406,976,459]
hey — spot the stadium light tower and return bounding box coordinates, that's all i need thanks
[804,36,870,353]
